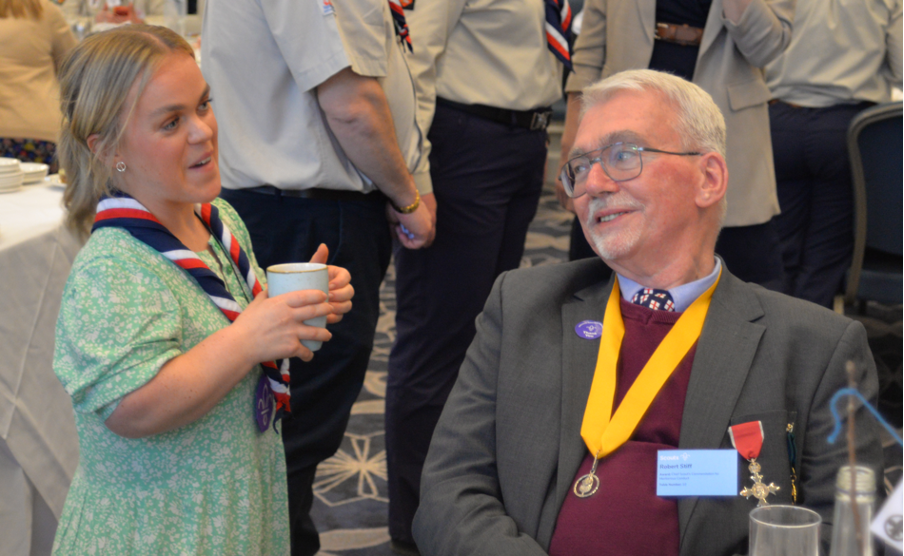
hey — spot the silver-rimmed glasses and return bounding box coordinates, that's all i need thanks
[560,142,701,198]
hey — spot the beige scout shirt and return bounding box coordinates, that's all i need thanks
[766,0,903,107]
[332,0,432,195]
[405,0,565,134]
[0,1,76,142]
[202,0,369,192]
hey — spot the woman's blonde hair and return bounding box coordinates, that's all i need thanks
[58,24,194,239]
[0,0,43,19]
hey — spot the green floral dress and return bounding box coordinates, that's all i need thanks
[52,199,289,555]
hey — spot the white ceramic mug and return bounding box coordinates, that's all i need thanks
[266,263,329,351]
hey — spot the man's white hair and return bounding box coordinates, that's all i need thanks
[581,69,727,159]
[581,69,728,222]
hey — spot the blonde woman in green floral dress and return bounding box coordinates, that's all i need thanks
[52,26,353,555]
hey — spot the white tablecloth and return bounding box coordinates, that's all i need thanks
[0,184,81,556]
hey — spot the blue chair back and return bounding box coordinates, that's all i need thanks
[859,107,903,254]
[845,102,903,305]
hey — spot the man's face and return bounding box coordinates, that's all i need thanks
[572,90,707,275]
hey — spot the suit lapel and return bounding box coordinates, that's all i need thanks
[556,276,615,512]
[677,272,766,547]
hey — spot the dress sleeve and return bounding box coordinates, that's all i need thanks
[54,255,183,421]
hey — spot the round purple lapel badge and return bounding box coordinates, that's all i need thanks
[254,375,275,432]
[575,320,603,340]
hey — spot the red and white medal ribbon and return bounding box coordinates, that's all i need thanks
[728,420,764,461]
[729,420,780,505]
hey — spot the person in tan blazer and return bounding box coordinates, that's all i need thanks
[558,0,794,291]
[0,0,76,171]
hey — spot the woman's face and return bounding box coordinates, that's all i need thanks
[113,52,220,212]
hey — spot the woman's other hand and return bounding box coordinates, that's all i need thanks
[308,244,354,324]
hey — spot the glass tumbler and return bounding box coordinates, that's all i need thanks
[750,505,822,556]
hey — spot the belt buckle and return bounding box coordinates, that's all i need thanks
[530,111,550,131]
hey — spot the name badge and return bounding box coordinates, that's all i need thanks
[656,449,737,497]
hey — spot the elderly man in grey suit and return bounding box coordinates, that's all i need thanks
[412,70,883,556]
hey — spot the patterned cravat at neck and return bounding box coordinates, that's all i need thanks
[632,288,676,311]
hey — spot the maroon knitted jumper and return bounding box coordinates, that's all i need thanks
[548,298,698,556]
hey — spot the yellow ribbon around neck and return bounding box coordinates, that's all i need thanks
[580,270,721,459]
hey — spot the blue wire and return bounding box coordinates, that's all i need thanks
[827,387,902,446]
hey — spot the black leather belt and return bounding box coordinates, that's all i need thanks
[437,97,553,131]
[245,185,382,202]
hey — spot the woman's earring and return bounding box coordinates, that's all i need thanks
[115,161,127,173]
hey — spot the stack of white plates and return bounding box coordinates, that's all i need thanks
[20,162,49,185]
[0,158,24,193]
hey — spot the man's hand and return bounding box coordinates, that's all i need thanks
[387,193,436,249]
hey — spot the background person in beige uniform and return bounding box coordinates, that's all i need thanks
[202,0,434,554]
[385,1,569,553]
[765,0,902,308]
[557,0,793,290]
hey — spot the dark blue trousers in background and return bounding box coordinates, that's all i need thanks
[220,188,392,556]
[385,104,548,545]
[769,100,873,308]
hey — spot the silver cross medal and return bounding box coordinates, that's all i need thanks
[740,459,780,506]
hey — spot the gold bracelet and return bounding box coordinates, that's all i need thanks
[393,190,420,214]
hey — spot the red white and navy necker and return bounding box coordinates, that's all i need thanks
[93,194,292,429]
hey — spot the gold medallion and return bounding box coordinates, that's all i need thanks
[573,455,601,498]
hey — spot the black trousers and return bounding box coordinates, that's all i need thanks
[385,104,547,544]
[220,188,392,556]
[770,101,873,308]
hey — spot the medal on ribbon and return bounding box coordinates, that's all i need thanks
[573,449,602,498]
[729,421,780,506]
[575,273,720,498]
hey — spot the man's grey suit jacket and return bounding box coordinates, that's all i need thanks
[413,258,883,556]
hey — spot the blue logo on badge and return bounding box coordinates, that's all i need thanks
[575,320,603,340]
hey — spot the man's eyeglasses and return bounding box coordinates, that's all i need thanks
[560,142,701,198]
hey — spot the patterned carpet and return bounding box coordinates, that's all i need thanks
[309,134,903,556]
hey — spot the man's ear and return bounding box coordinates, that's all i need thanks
[695,151,727,209]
